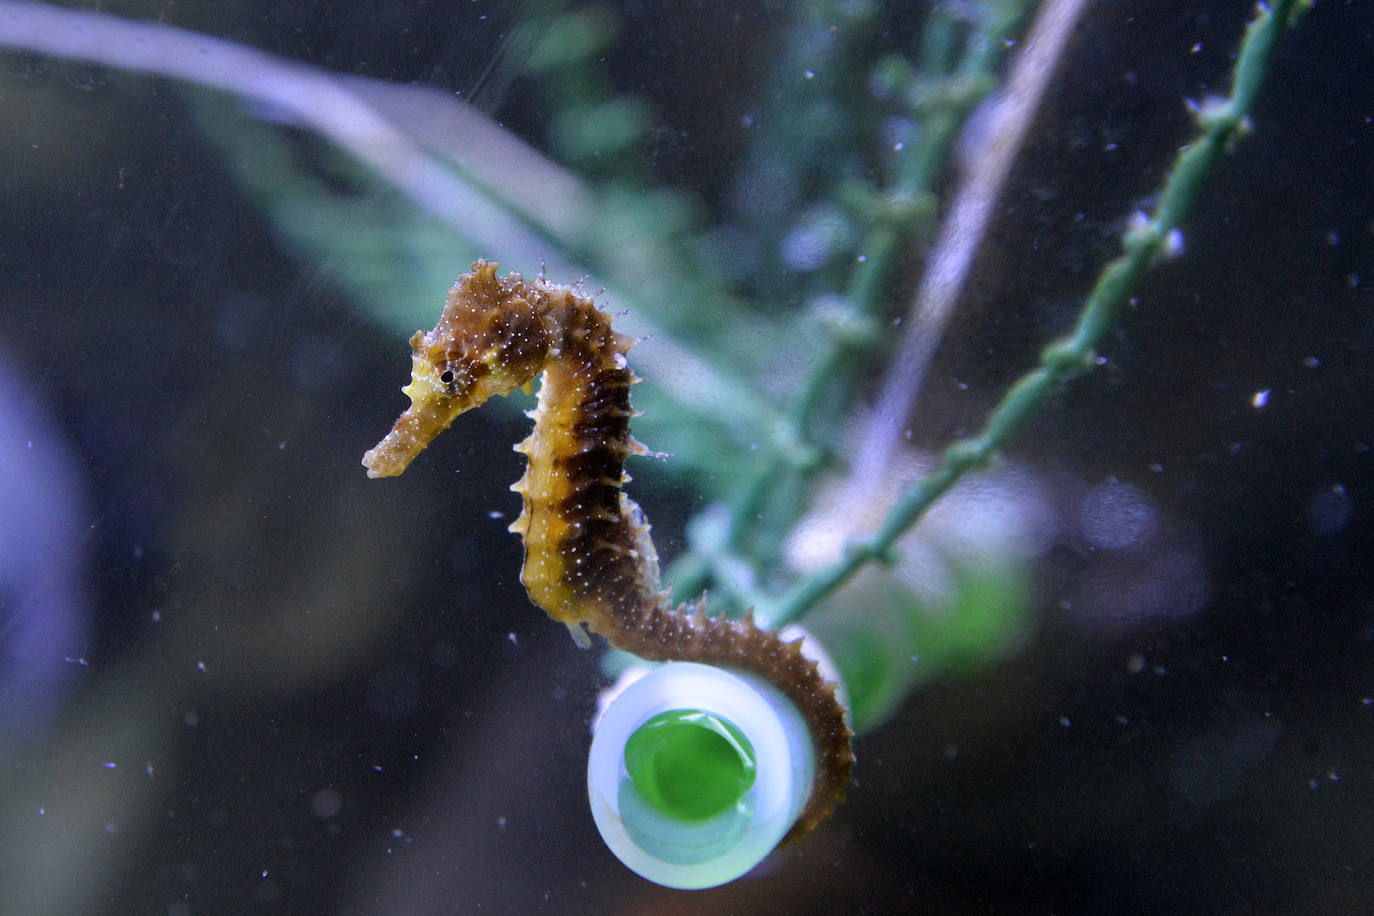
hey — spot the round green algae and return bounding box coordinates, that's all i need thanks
[623,710,757,821]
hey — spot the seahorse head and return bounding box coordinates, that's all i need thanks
[363,260,552,478]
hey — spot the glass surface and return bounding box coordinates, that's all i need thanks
[0,1,1368,912]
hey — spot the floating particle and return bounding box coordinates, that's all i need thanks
[1079,480,1156,550]
[1305,485,1352,538]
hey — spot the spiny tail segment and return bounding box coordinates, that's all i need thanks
[605,602,855,843]
[363,259,853,839]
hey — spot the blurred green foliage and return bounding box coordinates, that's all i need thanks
[185,0,1305,733]
[806,560,1031,732]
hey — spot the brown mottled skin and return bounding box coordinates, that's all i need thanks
[364,260,853,842]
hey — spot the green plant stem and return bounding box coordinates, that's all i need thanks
[670,1,1033,604]
[767,0,1310,629]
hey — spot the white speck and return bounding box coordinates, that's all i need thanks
[151,611,161,622]
[856,254,866,263]
[1059,716,1072,728]
[1163,228,1184,259]
[1251,389,1270,408]
[803,69,815,79]
[487,510,505,519]
[391,828,405,838]
[146,762,155,780]
[508,632,518,646]
[1302,356,1321,368]
[196,661,207,672]
[497,816,508,829]
[103,762,117,769]
[1191,42,1203,52]
[893,141,904,151]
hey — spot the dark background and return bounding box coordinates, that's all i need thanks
[1,1,1370,913]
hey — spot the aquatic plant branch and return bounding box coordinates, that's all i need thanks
[0,1,576,274]
[0,1,807,476]
[789,0,1035,447]
[766,0,1310,629]
[850,0,1090,507]
[0,0,599,265]
[672,1,1034,605]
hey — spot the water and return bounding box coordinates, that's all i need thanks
[0,1,1369,912]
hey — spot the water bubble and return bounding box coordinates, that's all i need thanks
[779,204,851,272]
[1305,485,1352,538]
[310,787,343,820]
[1079,480,1156,551]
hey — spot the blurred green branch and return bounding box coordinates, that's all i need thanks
[766,0,1311,628]
[675,0,1038,600]
[0,0,806,491]
[0,0,1311,716]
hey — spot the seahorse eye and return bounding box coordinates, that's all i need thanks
[440,369,455,386]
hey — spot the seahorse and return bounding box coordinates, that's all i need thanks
[363,260,853,841]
